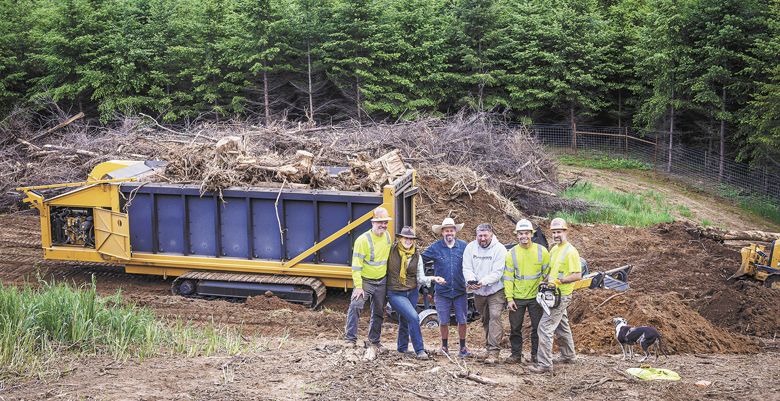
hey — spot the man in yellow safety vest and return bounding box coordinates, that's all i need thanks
[345,207,393,351]
[529,217,582,374]
[503,219,549,364]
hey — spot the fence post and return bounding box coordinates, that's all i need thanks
[624,126,628,158]
[653,134,658,178]
[572,123,578,156]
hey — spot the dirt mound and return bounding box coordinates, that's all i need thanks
[696,280,780,338]
[560,221,780,339]
[569,290,759,354]
[415,167,519,245]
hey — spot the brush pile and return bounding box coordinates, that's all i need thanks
[2,111,584,220]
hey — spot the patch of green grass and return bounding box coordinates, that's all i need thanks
[558,154,651,170]
[0,280,245,379]
[700,219,713,227]
[553,182,675,227]
[717,184,780,225]
[676,205,694,219]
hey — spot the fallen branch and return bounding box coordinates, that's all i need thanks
[30,112,84,141]
[498,179,558,197]
[596,293,624,309]
[690,226,780,243]
[41,144,100,158]
[404,388,434,400]
[572,377,612,395]
[16,138,41,151]
[453,371,497,385]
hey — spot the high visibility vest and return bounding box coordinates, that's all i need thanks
[351,230,391,288]
[503,243,550,300]
[548,242,581,296]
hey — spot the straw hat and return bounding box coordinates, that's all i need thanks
[432,217,464,234]
[371,207,392,222]
[397,226,417,239]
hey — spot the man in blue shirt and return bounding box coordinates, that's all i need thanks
[422,217,471,358]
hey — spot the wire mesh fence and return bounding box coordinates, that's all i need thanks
[525,123,780,203]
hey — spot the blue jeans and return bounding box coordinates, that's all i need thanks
[388,289,424,353]
[434,293,468,325]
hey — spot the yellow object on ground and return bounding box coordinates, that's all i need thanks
[626,367,681,381]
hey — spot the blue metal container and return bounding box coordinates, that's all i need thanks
[119,173,416,267]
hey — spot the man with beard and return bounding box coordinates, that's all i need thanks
[422,217,471,358]
[463,223,507,364]
[529,218,582,373]
[345,207,393,352]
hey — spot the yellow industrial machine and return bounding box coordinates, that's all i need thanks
[17,160,418,307]
[733,241,780,288]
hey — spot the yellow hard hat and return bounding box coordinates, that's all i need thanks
[550,217,568,230]
[371,207,392,222]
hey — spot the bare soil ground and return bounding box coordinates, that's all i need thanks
[2,213,779,400]
[559,165,780,232]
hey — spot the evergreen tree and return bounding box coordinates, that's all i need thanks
[0,0,31,115]
[321,0,383,120]
[684,0,766,180]
[631,0,693,171]
[26,0,108,113]
[740,0,780,167]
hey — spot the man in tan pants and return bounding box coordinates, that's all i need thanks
[529,218,582,374]
[463,223,507,364]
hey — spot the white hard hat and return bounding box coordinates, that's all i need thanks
[550,217,568,230]
[514,219,534,232]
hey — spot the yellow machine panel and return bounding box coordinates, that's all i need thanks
[94,208,131,261]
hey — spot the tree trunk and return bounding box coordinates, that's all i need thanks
[718,86,726,183]
[618,90,623,128]
[477,40,484,112]
[306,43,314,123]
[570,106,577,152]
[667,92,674,173]
[355,77,361,121]
[263,69,270,125]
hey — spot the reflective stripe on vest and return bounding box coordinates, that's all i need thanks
[551,243,572,279]
[511,244,544,281]
[363,231,390,262]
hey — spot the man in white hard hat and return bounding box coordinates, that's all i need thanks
[463,223,507,364]
[503,218,550,364]
[529,217,582,374]
[422,217,472,358]
[345,206,393,351]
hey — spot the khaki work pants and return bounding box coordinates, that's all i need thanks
[536,295,576,369]
[473,290,505,351]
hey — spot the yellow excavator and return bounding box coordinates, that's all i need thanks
[732,240,780,288]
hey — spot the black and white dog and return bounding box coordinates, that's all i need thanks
[613,317,668,362]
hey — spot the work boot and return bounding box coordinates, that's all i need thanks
[344,339,357,348]
[375,343,389,355]
[553,356,576,364]
[483,351,499,365]
[528,365,553,374]
[416,351,430,360]
[504,354,523,364]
